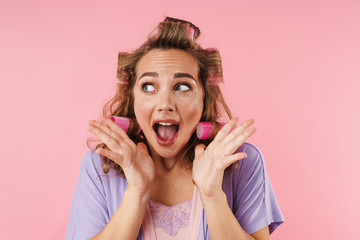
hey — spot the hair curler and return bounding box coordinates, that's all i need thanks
[110,116,141,135]
[196,122,235,140]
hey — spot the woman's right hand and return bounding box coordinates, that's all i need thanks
[88,118,155,198]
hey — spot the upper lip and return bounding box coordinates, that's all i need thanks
[152,119,180,126]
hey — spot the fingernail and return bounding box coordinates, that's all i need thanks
[88,120,96,125]
[138,144,146,155]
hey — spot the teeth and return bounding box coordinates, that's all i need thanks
[158,122,174,126]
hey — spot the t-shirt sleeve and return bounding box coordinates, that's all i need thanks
[65,150,110,240]
[232,143,284,234]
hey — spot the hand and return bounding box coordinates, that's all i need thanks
[88,118,155,197]
[192,118,256,201]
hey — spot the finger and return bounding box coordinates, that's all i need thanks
[103,118,137,148]
[213,118,238,143]
[222,119,255,147]
[88,124,125,152]
[90,119,127,142]
[89,119,134,150]
[137,142,149,157]
[220,152,247,171]
[194,144,206,162]
[89,119,119,138]
[195,143,206,153]
[224,127,257,155]
[95,147,125,167]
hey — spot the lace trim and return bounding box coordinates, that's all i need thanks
[149,198,192,236]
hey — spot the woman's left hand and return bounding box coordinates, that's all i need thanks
[192,118,256,201]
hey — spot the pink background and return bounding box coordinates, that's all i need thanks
[1,0,359,239]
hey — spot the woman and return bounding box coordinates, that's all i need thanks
[66,17,284,240]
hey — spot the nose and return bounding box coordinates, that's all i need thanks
[157,90,175,112]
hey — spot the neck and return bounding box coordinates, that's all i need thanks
[152,154,184,174]
[150,150,190,177]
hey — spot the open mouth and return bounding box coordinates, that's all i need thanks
[153,122,180,146]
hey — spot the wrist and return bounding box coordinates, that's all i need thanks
[199,189,227,206]
[125,187,151,206]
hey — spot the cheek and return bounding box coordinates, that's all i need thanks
[133,93,151,124]
[135,103,149,117]
[180,96,204,119]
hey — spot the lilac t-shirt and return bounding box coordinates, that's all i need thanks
[65,142,284,239]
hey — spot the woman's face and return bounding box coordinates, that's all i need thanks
[133,49,204,159]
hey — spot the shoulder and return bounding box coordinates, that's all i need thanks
[226,142,267,187]
[228,143,285,234]
[236,142,264,161]
[74,150,128,200]
[79,149,105,176]
[77,149,122,187]
[235,142,266,174]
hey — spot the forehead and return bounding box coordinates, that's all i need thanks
[136,49,199,76]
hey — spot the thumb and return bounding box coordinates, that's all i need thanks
[194,144,206,158]
[137,142,149,157]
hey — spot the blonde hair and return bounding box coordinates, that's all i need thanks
[87,17,233,175]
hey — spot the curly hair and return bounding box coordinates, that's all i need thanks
[87,17,233,176]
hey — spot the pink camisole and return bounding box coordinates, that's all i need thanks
[142,187,203,240]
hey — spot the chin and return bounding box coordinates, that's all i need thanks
[152,146,181,160]
[148,140,189,160]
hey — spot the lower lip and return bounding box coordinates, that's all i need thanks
[153,129,180,146]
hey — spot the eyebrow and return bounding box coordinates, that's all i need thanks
[138,72,196,81]
[138,72,158,79]
[174,73,196,81]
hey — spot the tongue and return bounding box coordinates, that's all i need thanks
[157,125,178,140]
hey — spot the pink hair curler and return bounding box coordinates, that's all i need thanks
[189,27,195,39]
[115,78,130,85]
[205,48,219,52]
[110,116,141,135]
[196,122,234,140]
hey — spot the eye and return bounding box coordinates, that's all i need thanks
[175,83,191,92]
[142,83,156,92]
